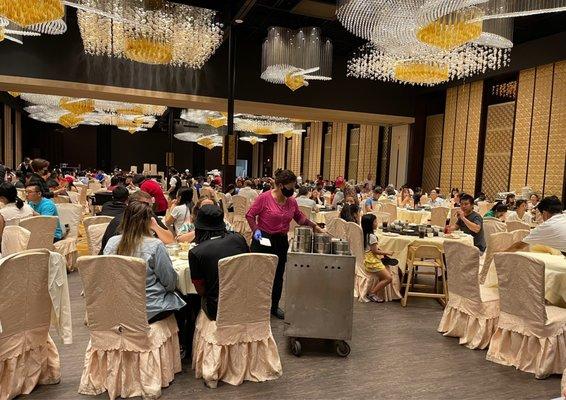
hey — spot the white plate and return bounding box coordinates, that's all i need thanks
[383,232,400,237]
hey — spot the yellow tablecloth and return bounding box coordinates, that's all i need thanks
[171,254,196,295]
[375,231,474,300]
[396,208,431,224]
[486,252,566,307]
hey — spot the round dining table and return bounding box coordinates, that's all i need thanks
[171,251,197,295]
[375,230,474,300]
[396,208,431,224]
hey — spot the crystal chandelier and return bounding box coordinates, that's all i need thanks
[261,27,333,91]
[174,131,223,150]
[72,0,223,68]
[337,0,566,85]
[0,18,41,44]
[18,92,164,131]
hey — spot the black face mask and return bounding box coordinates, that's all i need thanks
[281,186,294,198]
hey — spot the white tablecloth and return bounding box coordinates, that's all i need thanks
[375,231,474,300]
[171,253,196,295]
[485,251,566,307]
[314,211,338,225]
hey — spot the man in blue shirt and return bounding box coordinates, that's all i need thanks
[364,186,383,213]
[25,184,64,242]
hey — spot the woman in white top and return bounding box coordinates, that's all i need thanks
[0,182,34,237]
[165,187,194,235]
[506,199,532,224]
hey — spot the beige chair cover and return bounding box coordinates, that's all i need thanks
[483,217,507,239]
[78,185,88,210]
[87,223,110,255]
[419,194,428,205]
[217,192,230,218]
[512,229,530,243]
[438,242,499,349]
[486,253,566,378]
[381,203,397,221]
[506,220,530,232]
[326,217,348,242]
[88,181,102,192]
[83,216,113,254]
[477,201,495,217]
[0,250,61,400]
[67,191,80,204]
[54,203,83,271]
[299,205,313,221]
[323,210,339,225]
[16,188,26,201]
[430,206,450,228]
[192,253,282,387]
[77,255,181,399]
[19,216,58,251]
[480,232,514,285]
[231,195,251,243]
[1,225,31,256]
[52,196,70,204]
[370,211,391,224]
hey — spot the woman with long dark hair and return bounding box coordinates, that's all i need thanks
[103,201,185,322]
[361,214,394,303]
[339,203,360,223]
[246,169,323,319]
[166,187,194,235]
[0,182,34,237]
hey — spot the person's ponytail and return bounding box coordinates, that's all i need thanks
[15,197,24,209]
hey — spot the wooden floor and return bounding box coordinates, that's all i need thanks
[28,272,560,400]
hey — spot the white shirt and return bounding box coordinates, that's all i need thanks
[296,196,316,208]
[523,214,566,252]
[428,197,444,207]
[170,204,191,234]
[0,203,34,225]
[506,210,532,224]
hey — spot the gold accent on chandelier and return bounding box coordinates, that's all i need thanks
[282,130,295,139]
[253,127,273,135]
[206,116,227,128]
[197,137,217,150]
[124,37,173,65]
[394,61,449,85]
[0,0,64,27]
[59,98,95,115]
[58,113,83,129]
[284,73,306,91]
[417,8,483,51]
[8,91,20,98]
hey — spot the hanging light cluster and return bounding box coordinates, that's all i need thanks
[337,0,566,86]
[16,92,166,133]
[72,0,223,67]
[261,26,333,91]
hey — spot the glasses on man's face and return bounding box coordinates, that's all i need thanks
[25,190,39,195]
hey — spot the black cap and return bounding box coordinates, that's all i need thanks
[194,204,226,231]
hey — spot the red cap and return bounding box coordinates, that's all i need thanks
[335,176,345,187]
[65,176,74,184]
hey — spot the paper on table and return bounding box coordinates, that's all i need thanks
[550,397,564,400]
[260,237,272,247]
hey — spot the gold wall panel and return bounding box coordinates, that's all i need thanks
[357,125,380,183]
[527,64,553,192]
[14,110,22,168]
[440,87,457,194]
[380,126,391,186]
[348,127,359,181]
[452,83,470,191]
[329,122,348,179]
[273,135,286,172]
[462,80,483,195]
[3,105,10,168]
[305,121,323,180]
[322,125,332,179]
[510,68,535,192]
[546,61,566,199]
[422,114,443,192]
[302,135,310,178]
[290,133,302,175]
[482,102,515,199]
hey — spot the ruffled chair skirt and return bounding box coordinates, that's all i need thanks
[486,327,566,379]
[0,334,61,400]
[192,313,282,387]
[354,269,401,303]
[438,305,499,349]
[78,316,182,400]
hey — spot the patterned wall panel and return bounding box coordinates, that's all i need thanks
[440,87,457,193]
[289,133,302,175]
[462,80,483,195]
[452,83,471,191]
[15,110,22,167]
[307,121,323,180]
[510,68,535,192]
[357,124,380,183]
[348,127,359,181]
[3,105,11,168]
[302,135,310,179]
[546,61,566,199]
[322,124,332,179]
[421,114,444,192]
[380,126,391,186]
[527,64,553,192]
[330,122,348,179]
[273,136,286,172]
[482,102,515,199]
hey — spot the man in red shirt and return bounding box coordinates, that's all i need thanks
[133,174,168,216]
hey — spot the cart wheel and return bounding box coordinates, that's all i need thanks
[335,340,350,357]
[290,339,302,357]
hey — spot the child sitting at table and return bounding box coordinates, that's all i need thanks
[361,214,396,302]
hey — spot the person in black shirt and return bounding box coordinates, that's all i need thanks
[448,193,486,253]
[99,190,174,253]
[98,186,129,218]
[189,205,249,321]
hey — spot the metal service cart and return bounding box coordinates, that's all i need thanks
[284,252,355,357]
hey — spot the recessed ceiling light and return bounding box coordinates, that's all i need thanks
[235,19,244,24]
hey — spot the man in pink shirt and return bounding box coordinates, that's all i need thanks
[133,174,168,216]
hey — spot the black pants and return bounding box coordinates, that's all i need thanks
[250,231,289,310]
